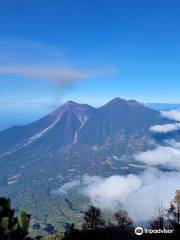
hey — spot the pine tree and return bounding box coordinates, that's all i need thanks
[0,197,31,240]
[83,206,104,231]
[18,209,31,237]
[114,209,133,232]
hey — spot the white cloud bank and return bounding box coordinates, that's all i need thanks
[166,139,180,149]
[56,170,180,221]
[161,110,180,122]
[123,169,180,221]
[82,174,142,211]
[150,123,180,133]
[52,168,180,221]
[149,110,180,133]
[82,169,180,221]
[134,145,180,170]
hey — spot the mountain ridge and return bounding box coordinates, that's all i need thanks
[0,97,168,158]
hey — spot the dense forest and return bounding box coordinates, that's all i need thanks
[1,191,180,240]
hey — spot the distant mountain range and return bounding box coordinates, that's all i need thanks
[0,97,174,232]
[145,103,180,110]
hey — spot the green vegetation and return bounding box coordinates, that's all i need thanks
[0,197,30,240]
[1,192,180,239]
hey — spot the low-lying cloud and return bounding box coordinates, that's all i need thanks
[161,109,180,122]
[134,145,180,170]
[150,123,180,133]
[149,110,180,133]
[82,174,142,211]
[82,169,180,221]
[165,139,180,149]
[53,169,180,221]
[123,169,180,221]
[147,111,180,169]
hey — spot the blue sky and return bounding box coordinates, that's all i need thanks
[0,0,180,128]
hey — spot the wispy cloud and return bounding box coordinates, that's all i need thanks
[0,65,116,86]
[0,38,65,64]
[0,38,117,86]
[51,180,80,195]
